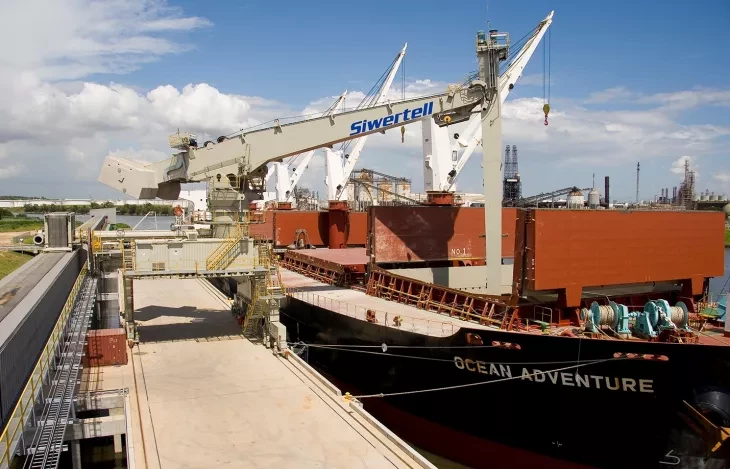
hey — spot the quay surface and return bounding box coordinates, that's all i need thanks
[82,277,432,469]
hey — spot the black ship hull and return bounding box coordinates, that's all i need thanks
[281,297,730,469]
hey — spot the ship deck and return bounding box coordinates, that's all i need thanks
[291,247,368,269]
[281,267,730,346]
[281,268,492,337]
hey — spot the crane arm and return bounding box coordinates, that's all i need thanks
[100,78,485,199]
[332,43,407,201]
[274,90,348,202]
[444,11,553,191]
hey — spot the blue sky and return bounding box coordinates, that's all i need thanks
[0,0,728,201]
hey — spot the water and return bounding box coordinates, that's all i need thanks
[112,215,177,230]
[709,247,730,299]
[64,213,178,231]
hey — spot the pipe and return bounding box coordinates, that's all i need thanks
[33,230,45,246]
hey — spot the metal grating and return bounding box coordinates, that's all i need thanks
[46,216,68,249]
[24,275,96,469]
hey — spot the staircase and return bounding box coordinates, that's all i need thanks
[206,224,243,271]
[121,240,135,271]
[241,242,286,338]
[242,278,268,337]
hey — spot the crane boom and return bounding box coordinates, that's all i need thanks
[272,90,347,203]
[325,43,407,201]
[423,11,553,193]
[100,76,483,201]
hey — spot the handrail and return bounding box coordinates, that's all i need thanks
[0,266,87,469]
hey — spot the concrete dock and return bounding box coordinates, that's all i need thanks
[81,277,433,469]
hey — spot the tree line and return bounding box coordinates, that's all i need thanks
[22,202,175,215]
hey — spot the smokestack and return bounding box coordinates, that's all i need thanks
[604,176,610,208]
[636,162,640,205]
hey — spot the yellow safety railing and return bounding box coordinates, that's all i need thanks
[119,240,135,271]
[0,266,87,469]
[243,277,268,336]
[206,213,248,271]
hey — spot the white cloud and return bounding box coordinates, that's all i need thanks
[639,89,730,111]
[0,165,23,180]
[714,172,730,183]
[670,156,694,175]
[500,97,729,167]
[0,0,212,81]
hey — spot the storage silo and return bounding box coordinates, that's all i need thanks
[566,188,585,209]
[588,188,600,209]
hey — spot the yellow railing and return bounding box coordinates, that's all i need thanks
[0,266,88,469]
[119,240,135,271]
[243,278,268,335]
[206,219,245,271]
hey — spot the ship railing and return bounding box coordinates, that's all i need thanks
[289,289,458,337]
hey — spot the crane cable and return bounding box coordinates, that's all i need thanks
[542,27,551,126]
[401,51,406,143]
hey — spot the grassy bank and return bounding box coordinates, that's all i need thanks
[0,219,44,233]
[0,251,33,280]
[726,228,730,247]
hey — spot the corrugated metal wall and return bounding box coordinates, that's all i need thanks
[0,249,84,427]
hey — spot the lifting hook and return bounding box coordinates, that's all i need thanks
[543,103,550,126]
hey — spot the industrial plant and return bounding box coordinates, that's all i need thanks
[1,8,728,469]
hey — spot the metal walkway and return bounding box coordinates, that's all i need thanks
[24,275,96,469]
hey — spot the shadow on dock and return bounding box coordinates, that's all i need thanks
[134,305,242,343]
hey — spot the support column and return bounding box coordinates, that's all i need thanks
[71,440,82,469]
[481,98,503,295]
[327,200,349,249]
[477,29,507,296]
[112,434,122,453]
[111,407,124,453]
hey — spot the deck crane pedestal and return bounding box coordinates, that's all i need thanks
[98,15,534,292]
[422,11,553,205]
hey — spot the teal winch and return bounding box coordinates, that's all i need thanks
[632,300,691,339]
[583,301,633,336]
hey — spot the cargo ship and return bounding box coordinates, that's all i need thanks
[242,204,728,469]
